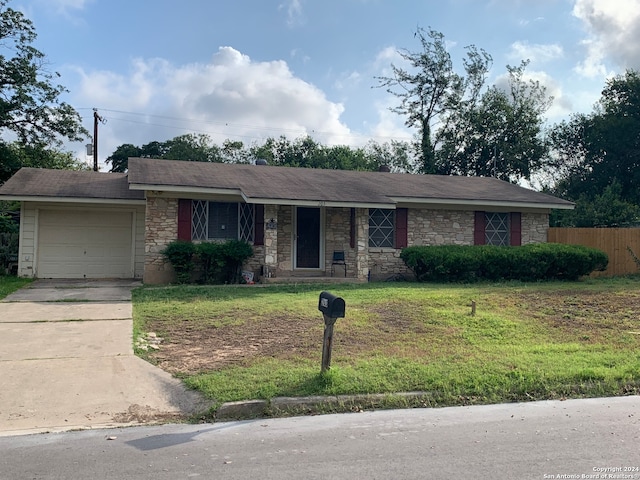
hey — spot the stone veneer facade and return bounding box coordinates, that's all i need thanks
[141,197,550,283]
[369,209,550,280]
[144,196,179,284]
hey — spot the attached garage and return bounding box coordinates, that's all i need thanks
[37,210,134,279]
[0,168,146,280]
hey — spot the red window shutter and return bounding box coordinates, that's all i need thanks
[395,208,408,248]
[177,199,192,241]
[349,208,355,249]
[254,204,265,246]
[474,211,486,245]
[510,212,522,246]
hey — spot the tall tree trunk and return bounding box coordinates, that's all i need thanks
[420,118,436,174]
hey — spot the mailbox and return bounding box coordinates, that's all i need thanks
[318,291,346,319]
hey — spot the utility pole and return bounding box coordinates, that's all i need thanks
[93,109,105,171]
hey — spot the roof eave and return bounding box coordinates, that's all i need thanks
[245,197,395,209]
[129,183,246,198]
[388,196,575,210]
[0,195,146,205]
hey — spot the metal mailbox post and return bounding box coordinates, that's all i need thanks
[318,291,346,373]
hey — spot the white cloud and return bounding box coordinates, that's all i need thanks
[31,0,92,15]
[493,69,572,123]
[508,41,564,65]
[51,0,90,10]
[279,0,305,27]
[366,99,413,144]
[334,71,362,90]
[69,46,353,162]
[573,0,640,76]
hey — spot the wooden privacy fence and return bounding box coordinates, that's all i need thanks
[548,228,640,277]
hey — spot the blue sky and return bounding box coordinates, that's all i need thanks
[17,0,640,168]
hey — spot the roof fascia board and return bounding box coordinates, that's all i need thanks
[245,197,396,209]
[0,195,146,205]
[129,183,246,198]
[389,196,575,210]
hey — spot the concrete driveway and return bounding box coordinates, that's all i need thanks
[0,279,208,436]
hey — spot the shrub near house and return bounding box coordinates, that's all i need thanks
[401,244,608,282]
[162,239,253,284]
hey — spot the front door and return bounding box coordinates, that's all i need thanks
[295,207,321,269]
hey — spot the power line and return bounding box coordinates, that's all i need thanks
[77,107,413,144]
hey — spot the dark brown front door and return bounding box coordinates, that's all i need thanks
[296,207,320,268]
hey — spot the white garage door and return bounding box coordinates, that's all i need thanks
[37,210,133,279]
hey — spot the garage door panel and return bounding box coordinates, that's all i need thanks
[41,227,87,244]
[37,210,133,279]
[86,226,130,243]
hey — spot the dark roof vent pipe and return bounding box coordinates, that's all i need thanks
[378,165,391,172]
[255,158,268,166]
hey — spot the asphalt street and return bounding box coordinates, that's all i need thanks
[1,396,639,480]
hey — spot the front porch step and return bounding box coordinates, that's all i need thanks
[261,276,366,285]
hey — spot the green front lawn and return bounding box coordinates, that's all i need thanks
[0,275,31,300]
[133,277,640,409]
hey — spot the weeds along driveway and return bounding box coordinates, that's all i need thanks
[0,279,207,436]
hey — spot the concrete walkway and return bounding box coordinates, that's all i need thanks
[0,279,208,436]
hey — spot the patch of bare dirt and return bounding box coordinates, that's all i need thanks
[144,289,640,374]
[145,302,434,375]
[510,290,640,341]
[112,404,185,424]
[149,314,322,374]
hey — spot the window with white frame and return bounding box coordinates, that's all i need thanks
[484,212,509,246]
[191,201,254,243]
[369,208,395,248]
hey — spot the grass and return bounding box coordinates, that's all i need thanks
[0,275,31,300]
[133,276,640,411]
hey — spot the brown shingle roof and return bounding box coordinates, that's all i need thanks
[0,168,144,201]
[0,161,574,209]
[127,157,573,208]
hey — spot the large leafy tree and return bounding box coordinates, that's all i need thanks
[376,27,492,174]
[363,139,413,173]
[0,0,87,183]
[108,134,414,173]
[436,61,552,182]
[550,182,640,227]
[0,142,87,180]
[106,133,223,172]
[548,70,640,226]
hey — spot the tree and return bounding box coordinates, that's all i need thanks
[104,144,142,173]
[0,0,86,147]
[0,0,88,183]
[107,134,413,174]
[548,70,640,206]
[376,27,492,173]
[164,134,222,163]
[363,140,414,172]
[252,135,384,170]
[0,142,88,183]
[550,182,640,227]
[105,134,222,172]
[436,61,552,182]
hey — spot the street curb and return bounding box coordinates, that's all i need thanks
[215,391,432,420]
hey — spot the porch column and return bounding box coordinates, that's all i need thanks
[264,204,278,278]
[355,207,369,281]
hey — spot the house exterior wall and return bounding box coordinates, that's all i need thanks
[368,209,550,281]
[324,207,354,277]
[17,201,145,279]
[276,205,293,275]
[144,196,178,284]
[244,245,265,279]
[140,199,550,284]
[17,203,36,277]
[521,212,549,244]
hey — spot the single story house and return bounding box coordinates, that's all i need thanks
[0,157,574,283]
